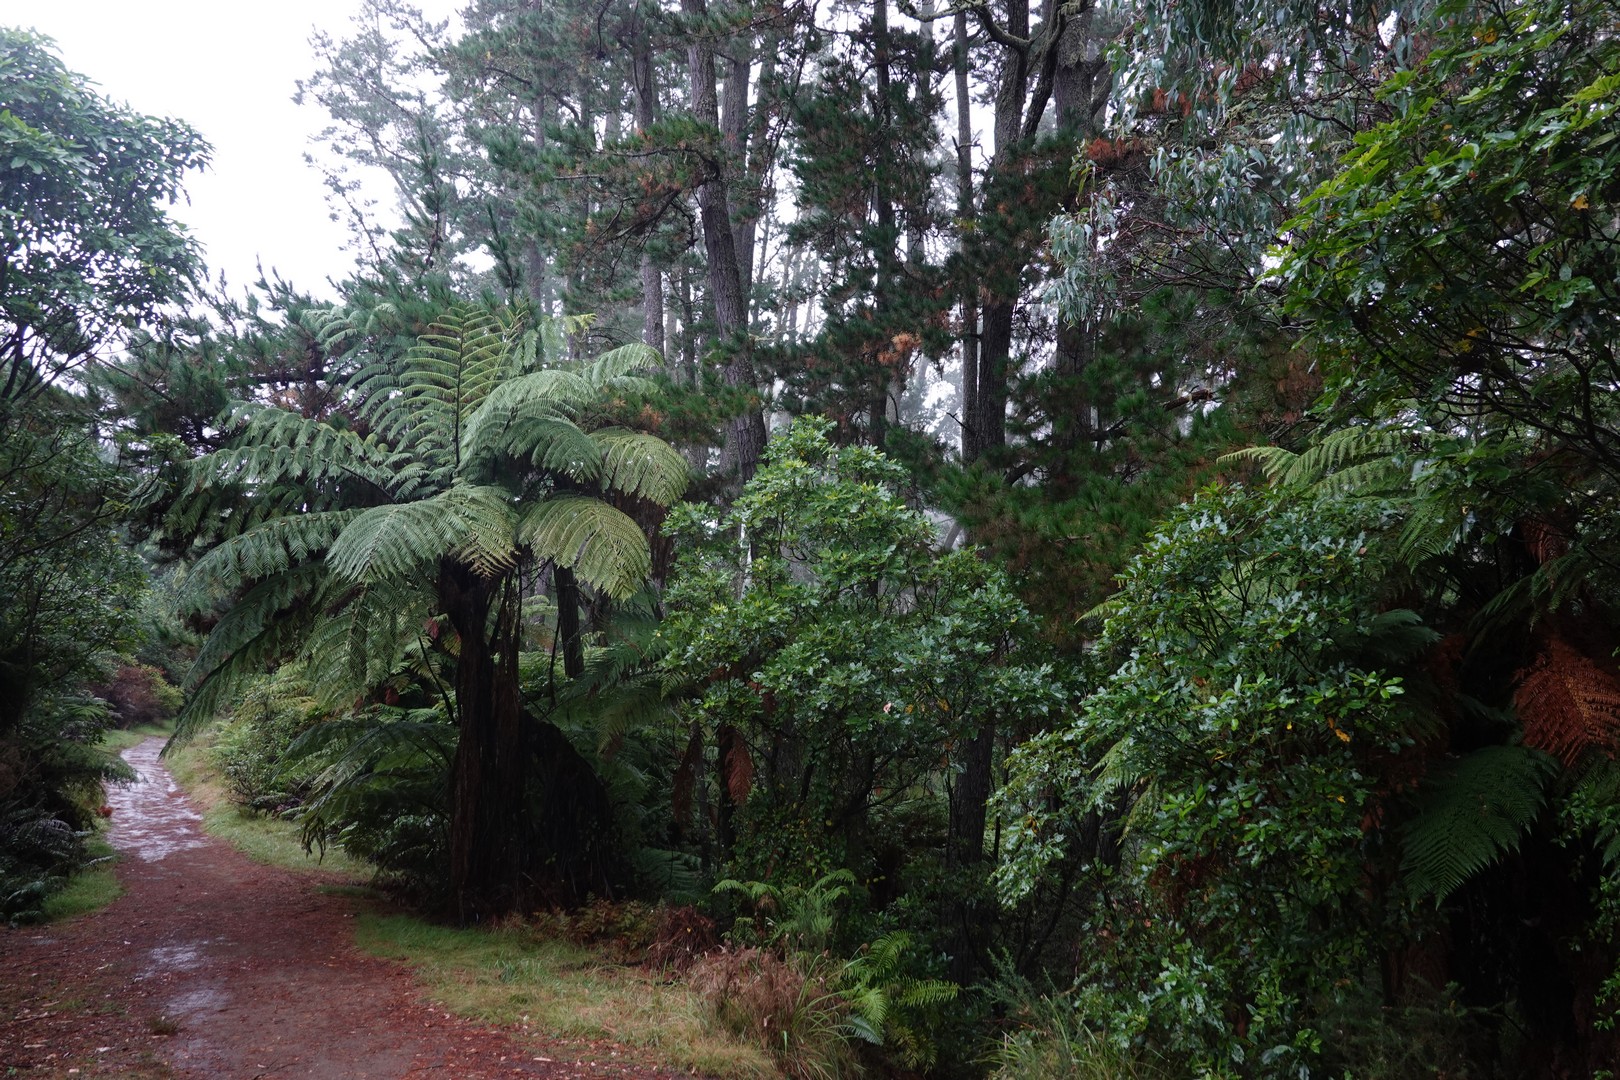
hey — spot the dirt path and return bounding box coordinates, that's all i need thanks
[0,738,685,1079]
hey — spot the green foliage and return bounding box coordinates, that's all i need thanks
[1278,0,1620,482]
[714,869,859,956]
[0,28,207,401]
[209,672,326,813]
[996,484,1420,1073]
[290,705,457,898]
[662,417,1060,884]
[1401,745,1557,904]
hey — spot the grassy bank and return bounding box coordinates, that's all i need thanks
[355,913,774,1079]
[161,729,369,880]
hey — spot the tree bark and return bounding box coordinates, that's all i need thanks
[441,559,526,922]
[554,563,585,680]
[631,23,665,354]
[954,10,981,461]
[684,0,767,485]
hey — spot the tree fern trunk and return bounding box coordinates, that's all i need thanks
[441,559,527,922]
[554,563,584,680]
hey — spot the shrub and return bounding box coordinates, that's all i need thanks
[210,672,324,813]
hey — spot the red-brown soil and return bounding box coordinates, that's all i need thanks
[0,738,688,1079]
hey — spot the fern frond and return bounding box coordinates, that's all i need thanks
[1401,745,1556,904]
[300,581,431,709]
[328,485,518,584]
[1516,632,1620,765]
[356,304,520,473]
[520,495,651,600]
[184,509,364,609]
[466,415,604,483]
[1217,444,1299,484]
[1283,426,1412,488]
[176,564,333,736]
[593,429,691,506]
[582,342,663,386]
[193,405,395,497]
[459,369,595,456]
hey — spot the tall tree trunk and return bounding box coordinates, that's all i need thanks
[954,10,981,461]
[632,22,665,354]
[1050,4,1109,464]
[442,560,526,922]
[870,0,899,445]
[684,0,766,484]
[947,721,996,979]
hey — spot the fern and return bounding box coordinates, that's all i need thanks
[184,509,363,605]
[327,485,518,583]
[1401,745,1557,903]
[594,429,692,506]
[520,495,651,599]
[582,341,663,385]
[300,579,430,709]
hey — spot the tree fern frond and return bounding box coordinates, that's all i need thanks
[184,509,364,609]
[356,304,520,471]
[521,496,651,600]
[459,369,595,457]
[465,415,604,484]
[300,581,431,709]
[176,564,333,736]
[593,429,691,506]
[1401,745,1556,904]
[328,485,518,584]
[1283,426,1412,488]
[581,342,662,386]
[1516,632,1620,765]
[1217,444,1299,484]
[195,404,395,496]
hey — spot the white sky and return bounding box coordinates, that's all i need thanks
[2,0,456,299]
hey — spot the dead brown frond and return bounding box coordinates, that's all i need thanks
[1516,632,1620,766]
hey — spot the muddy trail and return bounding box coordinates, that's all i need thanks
[0,738,686,1079]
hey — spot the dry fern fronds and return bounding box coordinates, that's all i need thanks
[1516,633,1620,766]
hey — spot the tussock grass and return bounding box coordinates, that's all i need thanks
[356,913,775,1079]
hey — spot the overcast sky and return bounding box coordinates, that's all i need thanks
[3,0,456,298]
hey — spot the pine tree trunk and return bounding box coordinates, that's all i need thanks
[633,24,665,355]
[954,10,980,461]
[684,0,767,484]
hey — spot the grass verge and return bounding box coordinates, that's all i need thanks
[40,835,122,921]
[161,730,370,881]
[355,913,775,1079]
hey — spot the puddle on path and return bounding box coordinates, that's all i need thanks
[107,738,209,862]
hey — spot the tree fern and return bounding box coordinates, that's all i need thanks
[1401,745,1557,904]
[327,485,518,584]
[521,495,652,599]
[594,429,692,506]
